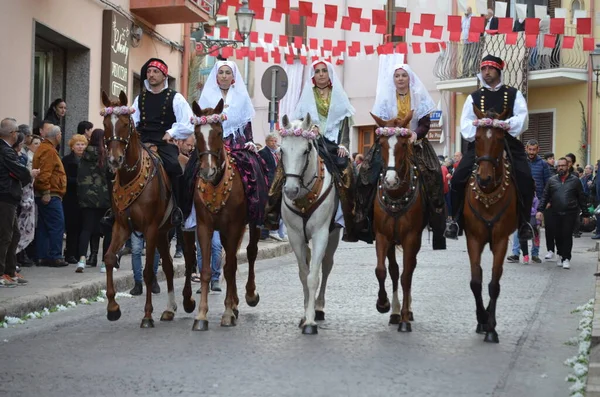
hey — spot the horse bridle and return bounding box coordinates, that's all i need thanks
[281,140,318,192]
[103,115,141,172]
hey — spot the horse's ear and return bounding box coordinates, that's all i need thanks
[497,109,509,121]
[282,115,291,129]
[192,101,201,117]
[473,105,486,120]
[119,91,128,107]
[402,110,414,128]
[370,112,386,127]
[214,99,224,115]
[303,112,312,130]
[101,91,111,107]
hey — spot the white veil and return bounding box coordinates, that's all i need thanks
[293,60,355,143]
[199,60,255,138]
[371,63,435,125]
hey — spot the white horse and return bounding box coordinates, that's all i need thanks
[279,114,341,335]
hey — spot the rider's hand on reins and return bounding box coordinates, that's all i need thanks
[337,145,349,158]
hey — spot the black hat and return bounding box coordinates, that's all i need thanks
[481,54,504,73]
[140,58,168,90]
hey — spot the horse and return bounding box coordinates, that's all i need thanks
[180,99,260,331]
[370,111,426,333]
[278,114,341,335]
[462,107,517,343]
[100,90,178,328]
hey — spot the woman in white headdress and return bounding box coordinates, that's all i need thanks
[355,63,446,249]
[193,58,269,226]
[264,60,357,242]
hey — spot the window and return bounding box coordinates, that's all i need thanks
[385,0,406,44]
[511,0,557,17]
[285,8,307,45]
[521,112,553,154]
[571,0,582,18]
[358,126,376,155]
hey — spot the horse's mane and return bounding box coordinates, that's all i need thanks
[484,110,502,120]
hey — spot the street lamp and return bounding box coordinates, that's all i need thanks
[235,0,255,42]
[591,44,600,98]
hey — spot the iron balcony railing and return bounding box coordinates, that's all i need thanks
[191,0,220,16]
[434,26,588,87]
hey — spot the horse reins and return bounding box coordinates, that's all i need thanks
[280,141,319,193]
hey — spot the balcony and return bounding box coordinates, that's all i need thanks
[434,28,588,93]
[130,0,216,25]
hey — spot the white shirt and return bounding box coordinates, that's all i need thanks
[461,14,472,42]
[131,79,194,140]
[460,74,529,142]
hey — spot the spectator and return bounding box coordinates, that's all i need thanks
[485,8,498,31]
[543,152,556,176]
[582,165,594,202]
[565,153,578,176]
[16,135,41,268]
[519,191,541,264]
[39,120,54,139]
[453,151,462,171]
[172,135,196,259]
[76,129,111,273]
[258,133,287,242]
[76,121,93,140]
[194,232,223,293]
[0,118,35,286]
[62,134,87,264]
[128,233,160,295]
[537,157,591,269]
[33,125,67,267]
[44,98,66,130]
[18,124,31,137]
[442,160,452,218]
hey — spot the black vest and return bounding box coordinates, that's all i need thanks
[471,85,517,118]
[137,88,176,144]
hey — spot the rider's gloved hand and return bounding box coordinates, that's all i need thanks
[337,145,349,158]
[244,142,258,153]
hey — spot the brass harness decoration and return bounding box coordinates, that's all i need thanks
[197,153,237,214]
[469,161,511,208]
[112,149,154,213]
[291,156,326,213]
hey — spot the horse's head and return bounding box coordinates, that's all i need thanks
[370,111,415,189]
[101,90,136,171]
[473,106,509,190]
[191,99,226,183]
[279,113,319,201]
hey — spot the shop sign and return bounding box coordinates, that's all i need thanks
[101,10,130,97]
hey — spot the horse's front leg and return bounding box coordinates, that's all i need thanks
[221,227,243,327]
[398,232,421,332]
[387,245,401,325]
[301,227,330,335]
[140,228,159,328]
[192,222,213,331]
[181,230,197,313]
[374,231,391,314]
[244,224,260,307]
[157,229,176,322]
[315,228,341,322]
[484,236,508,343]
[104,222,130,322]
[286,224,310,328]
[466,231,488,335]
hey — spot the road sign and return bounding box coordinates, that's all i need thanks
[260,66,288,132]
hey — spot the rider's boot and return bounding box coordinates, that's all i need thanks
[169,173,183,227]
[422,168,447,250]
[264,164,284,231]
[339,165,358,243]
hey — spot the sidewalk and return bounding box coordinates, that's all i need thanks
[0,233,292,320]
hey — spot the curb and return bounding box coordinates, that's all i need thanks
[0,242,292,321]
[587,242,600,396]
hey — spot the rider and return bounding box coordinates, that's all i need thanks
[183,58,268,227]
[354,63,447,250]
[264,60,357,242]
[444,54,533,240]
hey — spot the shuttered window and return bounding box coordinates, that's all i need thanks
[358,126,376,155]
[522,112,553,154]
[386,0,406,43]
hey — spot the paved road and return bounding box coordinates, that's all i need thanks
[0,235,596,397]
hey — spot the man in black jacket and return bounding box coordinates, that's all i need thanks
[536,157,590,269]
[0,118,36,286]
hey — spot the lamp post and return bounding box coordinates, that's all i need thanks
[591,44,600,98]
[235,0,255,42]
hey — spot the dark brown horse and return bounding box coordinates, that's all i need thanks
[180,99,260,331]
[371,112,426,333]
[101,90,177,328]
[463,107,517,343]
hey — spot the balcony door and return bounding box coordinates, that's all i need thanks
[522,111,554,154]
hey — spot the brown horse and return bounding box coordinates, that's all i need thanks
[463,107,517,343]
[180,99,260,331]
[371,112,426,333]
[101,90,178,328]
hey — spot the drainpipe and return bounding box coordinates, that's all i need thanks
[181,23,191,99]
[450,0,458,154]
[586,1,595,164]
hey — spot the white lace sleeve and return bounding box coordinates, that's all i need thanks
[460,95,477,142]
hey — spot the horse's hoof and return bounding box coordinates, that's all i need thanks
[106,308,121,322]
[398,322,412,332]
[298,318,305,328]
[389,314,401,325]
[233,309,239,319]
[221,315,237,327]
[315,310,325,321]
[246,293,260,307]
[409,311,414,321]
[476,323,488,334]
[140,318,155,328]
[376,299,391,314]
[302,324,318,335]
[484,331,499,343]
[160,311,175,321]
[192,319,209,331]
[183,299,196,313]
